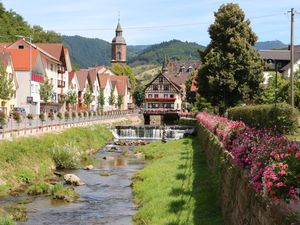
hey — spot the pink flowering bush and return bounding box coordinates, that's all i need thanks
[196,112,300,203]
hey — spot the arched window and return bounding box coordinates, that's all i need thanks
[117,51,122,61]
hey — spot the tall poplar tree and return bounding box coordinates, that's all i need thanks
[197,3,264,112]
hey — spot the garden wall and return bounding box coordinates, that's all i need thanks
[197,122,298,225]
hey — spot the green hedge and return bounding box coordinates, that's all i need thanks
[227,103,299,134]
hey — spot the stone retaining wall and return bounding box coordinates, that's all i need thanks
[197,123,299,225]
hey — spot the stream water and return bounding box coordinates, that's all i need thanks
[18,144,144,225]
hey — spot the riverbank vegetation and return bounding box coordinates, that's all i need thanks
[0,125,112,196]
[132,138,224,225]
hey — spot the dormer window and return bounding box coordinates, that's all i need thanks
[188,66,193,72]
[159,77,163,82]
[18,45,24,49]
[179,66,185,72]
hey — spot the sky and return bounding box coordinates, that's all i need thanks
[1,0,300,46]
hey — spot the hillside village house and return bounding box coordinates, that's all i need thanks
[98,73,113,111]
[0,52,18,115]
[67,71,80,111]
[259,45,300,85]
[87,68,100,111]
[76,69,90,111]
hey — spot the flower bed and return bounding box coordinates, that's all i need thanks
[196,112,300,203]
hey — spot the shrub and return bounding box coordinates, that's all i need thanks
[93,111,97,116]
[50,183,79,202]
[71,112,76,119]
[88,111,92,117]
[16,169,34,184]
[39,113,46,122]
[227,103,299,134]
[0,215,16,225]
[26,182,50,195]
[48,112,54,121]
[57,112,63,120]
[50,143,80,169]
[26,113,33,120]
[3,204,27,222]
[77,112,82,118]
[64,111,70,120]
[196,112,300,203]
[83,111,87,117]
[12,112,21,123]
[0,111,7,126]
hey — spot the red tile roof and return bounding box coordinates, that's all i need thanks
[1,48,39,71]
[76,69,89,91]
[88,68,97,85]
[98,74,111,89]
[68,71,75,86]
[110,76,128,95]
[190,78,198,92]
[35,43,64,61]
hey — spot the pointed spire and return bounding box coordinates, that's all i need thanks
[116,12,123,33]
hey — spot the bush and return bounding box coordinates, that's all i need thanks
[88,111,92,117]
[64,111,70,120]
[26,182,50,195]
[50,143,80,169]
[12,112,21,123]
[77,112,82,118]
[39,113,45,122]
[26,114,33,120]
[0,215,16,225]
[48,112,54,121]
[0,111,7,126]
[50,183,79,202]
[227,103,299,134]
[57,112,63,120]
[83,111,87,117]
[71,112,76,119]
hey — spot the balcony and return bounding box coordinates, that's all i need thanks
[57,80,66,88]
[144,98,176,102]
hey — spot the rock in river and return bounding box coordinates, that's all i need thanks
[84,165,94,170]
[64,174,85,186]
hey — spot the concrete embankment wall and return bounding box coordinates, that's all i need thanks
[196,123,299,225]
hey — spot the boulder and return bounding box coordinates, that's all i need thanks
[84,165,93,170]
[64,174,85,186]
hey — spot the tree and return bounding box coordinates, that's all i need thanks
[65,89,77,111]
[83,89,93,110]
[109,90,115,106]
[110,63,136,91]
[0,63,14,105]
[39,78,53,113]
[117,95,124,109]
[197,3,264,113]
[132,85,145,107]
[97,88,105,109]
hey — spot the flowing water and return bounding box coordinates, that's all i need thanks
[18,144,144,225]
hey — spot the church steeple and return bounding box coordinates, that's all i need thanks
[111,18,126,65]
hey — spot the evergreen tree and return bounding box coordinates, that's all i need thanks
[117,95,124,109]
[108,90,115,106]
[39,79,53,113]
[132,85,145,107]
[65,89,77,111]
[0,63,14,104]
[197,3,264,112]
[97,88,105,109]
[83,89,93,110]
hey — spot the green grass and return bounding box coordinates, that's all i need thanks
[0,125,112,196]
[132,138,224,225]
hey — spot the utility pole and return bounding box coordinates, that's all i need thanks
[289,8,295,108]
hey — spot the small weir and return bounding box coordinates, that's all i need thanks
[111,125,195,140]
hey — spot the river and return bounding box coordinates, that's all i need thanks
[19,144,144,225]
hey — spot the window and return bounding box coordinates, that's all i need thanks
[9,73,13,81]
[164,94,168,98]
[18,45,24,49]
[153,85,158,90]
[164,85,169,91]
[154,94,159,98]
[170,94,174,98]
[159,76,163,82]
[148,94,152,98]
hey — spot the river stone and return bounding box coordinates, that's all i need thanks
[134,153,143,158]
[84,165,93,170]
[64,174,85,186]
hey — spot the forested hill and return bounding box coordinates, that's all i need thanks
[0,3,61,43]
[128,40,205,65]
[63,36,206,68]
[255,40,287,50]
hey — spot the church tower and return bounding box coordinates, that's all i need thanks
[111,20,126,65]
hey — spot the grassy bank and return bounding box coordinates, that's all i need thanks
[132,138,224,225]
[0,125,112,196]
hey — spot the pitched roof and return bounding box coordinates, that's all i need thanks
[1,48,39,71]
[68,71,75,86]
[76,69,89,91]
[258,50,290,61]
[35,43,64,61]
[110,76,128,95]
[88,68,97,84]
[0,43,13,48]
[145,72,180,93]
[0,52,12,68]
[98,74,111,89]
